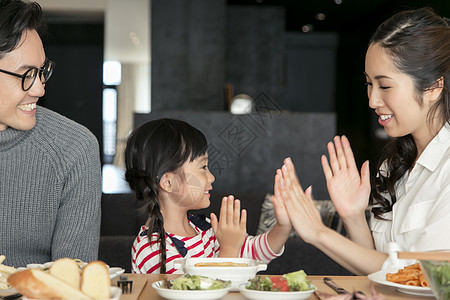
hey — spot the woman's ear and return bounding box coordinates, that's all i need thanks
[425,77,444,103]
[159,173,173,193]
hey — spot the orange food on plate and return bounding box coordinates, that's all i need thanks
[386,263,428,287]
[419,273,429,287]
[405,280,420,286]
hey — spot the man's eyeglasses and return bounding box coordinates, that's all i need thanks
[0,58,55,91]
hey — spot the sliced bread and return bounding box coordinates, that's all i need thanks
[80,261,110,300]
[7,268,91,300]
[50,258,81,289]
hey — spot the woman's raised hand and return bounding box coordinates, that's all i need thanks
[270,172,292,228]
[210,195,247,257]
[321,136,371,221]
[276,158,326,244]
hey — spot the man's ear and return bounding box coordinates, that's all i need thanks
[159,173,173,193]
[425,77,444,103]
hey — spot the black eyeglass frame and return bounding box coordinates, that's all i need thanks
[0,58,55,91]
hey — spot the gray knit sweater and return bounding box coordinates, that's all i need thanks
[0,106,101,267]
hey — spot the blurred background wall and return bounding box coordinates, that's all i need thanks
[35,0,450,195]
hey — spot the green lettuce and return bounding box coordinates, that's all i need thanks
[283,270,310,291]
[246,275,274,291]
[169,274,231,290]
[246,269,312,292]
[421,261,450,300]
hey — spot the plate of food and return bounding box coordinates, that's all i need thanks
[17,260,125,280]
[9,259,118,299]
[173,257,267,289]
[420,259,450,300]
[368,264,433,297]
[152,275,232,300]
[21,287,121,300]
[0,255,20,297]
[238,270,316,300]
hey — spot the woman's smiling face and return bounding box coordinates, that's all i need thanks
[365,43,433,143]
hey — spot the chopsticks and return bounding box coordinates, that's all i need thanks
[398,251,450,261]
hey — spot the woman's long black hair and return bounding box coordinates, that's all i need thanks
[369,7,450,219]
[124,118,207,273]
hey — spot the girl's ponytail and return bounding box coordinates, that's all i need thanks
[125,168,168,273]
[144,179,167,274]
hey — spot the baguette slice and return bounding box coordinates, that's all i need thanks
[50,258,81,289]
[7,268,92,299]
[80,261,110,300]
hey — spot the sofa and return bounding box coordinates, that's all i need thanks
[98,191,352,276]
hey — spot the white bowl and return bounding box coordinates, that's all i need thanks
[238,283,317,300]
[152,280,232,300]
[173,257,267,288]
[420,260,450,300]
[22,286,121,300]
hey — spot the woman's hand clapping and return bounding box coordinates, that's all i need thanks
[321,136,371,222]
[275,158,326,244]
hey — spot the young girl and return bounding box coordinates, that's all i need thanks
[276,7,450,275]
[124,118,291,274]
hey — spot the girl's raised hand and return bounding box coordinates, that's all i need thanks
[210,195,247,257]
[321,136,371,221]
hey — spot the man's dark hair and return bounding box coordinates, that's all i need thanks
[0,0,44,58]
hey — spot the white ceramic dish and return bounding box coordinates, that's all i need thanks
[238,283,317,300]
[368,267,433,297]
[152,280,232,300]
[108,267,125,279]
[22,286,122,300]
[174,257,267,289]
[17,263,125,280]
[0,287,19,297]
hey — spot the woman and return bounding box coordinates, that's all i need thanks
[276,7,450,275]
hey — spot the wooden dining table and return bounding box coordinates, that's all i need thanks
[112,273,435,300]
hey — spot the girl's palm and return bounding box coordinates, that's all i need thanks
[211,195,247,257]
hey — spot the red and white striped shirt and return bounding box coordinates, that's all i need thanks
[131,215,283,274]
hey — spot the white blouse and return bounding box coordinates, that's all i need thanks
[370,123,450,269]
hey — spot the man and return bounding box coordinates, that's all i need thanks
[0,0,101,267]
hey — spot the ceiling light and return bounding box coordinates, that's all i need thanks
[302,24,313,33]
[316,13,326,21]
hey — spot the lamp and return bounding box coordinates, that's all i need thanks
[230,94,253,114]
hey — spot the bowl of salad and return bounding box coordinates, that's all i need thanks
[419,260,450,300]
[238,270,316,300]
[174,257,267,289]
[152,274,232,300]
